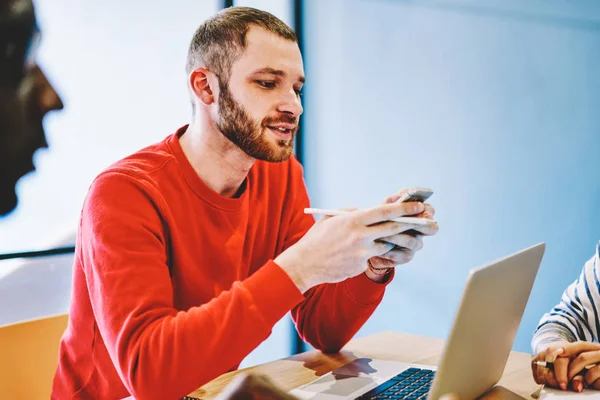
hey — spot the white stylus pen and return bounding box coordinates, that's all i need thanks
[303,208,433,226]
[534,361,595,370]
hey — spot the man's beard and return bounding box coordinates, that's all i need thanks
[215,82,297,162]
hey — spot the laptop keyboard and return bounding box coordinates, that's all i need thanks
[356,367,435,400]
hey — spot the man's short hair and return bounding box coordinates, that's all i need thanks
[186,6,297,83]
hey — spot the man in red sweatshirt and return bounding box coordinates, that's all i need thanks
[52,6,438,400]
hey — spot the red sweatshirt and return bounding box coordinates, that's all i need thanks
[52,126,393,400]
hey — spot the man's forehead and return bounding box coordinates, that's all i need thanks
[244,26,298,52]
[239,27,304,74]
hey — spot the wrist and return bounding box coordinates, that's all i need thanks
[274,252,311,294]
[365,259,392,283]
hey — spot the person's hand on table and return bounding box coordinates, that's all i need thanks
[532,343,568,390]
[557,342,600,392]
[532,341,600,392]
[214,373,299,400]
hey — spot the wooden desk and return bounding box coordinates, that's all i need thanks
[189,331,539,400]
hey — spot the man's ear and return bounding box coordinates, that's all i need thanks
[189,67,215,105]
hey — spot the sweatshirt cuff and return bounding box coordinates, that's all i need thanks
[243,260,305,326]
[343,268,395,306]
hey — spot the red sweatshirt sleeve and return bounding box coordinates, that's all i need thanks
[284,160,394,353]
[291,270,395,353]
[79,171,304,400]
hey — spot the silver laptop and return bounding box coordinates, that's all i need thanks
[290,243,545,400]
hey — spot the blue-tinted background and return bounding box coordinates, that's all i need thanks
[302,0,600,354]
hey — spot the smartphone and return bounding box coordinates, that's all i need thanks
[398,187,433,204]
[399,188,433,237]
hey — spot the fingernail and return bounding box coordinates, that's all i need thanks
[576,382,583,392]
[560,383,567,391]
[412,203,424,213]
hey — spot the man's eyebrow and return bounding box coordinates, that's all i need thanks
[250,67,305,83]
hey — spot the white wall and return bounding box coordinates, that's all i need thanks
[302,0,600,352]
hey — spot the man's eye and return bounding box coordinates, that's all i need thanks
[257,81,276,88]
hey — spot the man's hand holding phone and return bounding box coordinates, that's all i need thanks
[277,188,438,292]
[366,188,437,281]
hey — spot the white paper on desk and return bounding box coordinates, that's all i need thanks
[540,387,600,398]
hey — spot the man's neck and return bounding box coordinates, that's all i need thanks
[179,120,254,198]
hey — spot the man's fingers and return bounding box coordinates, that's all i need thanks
[415,204,435,219]
[424,203,435,217]
[363,218,437,240]
[383,189,409,204]
[359,202,425,225]
[412,220,439,236]
[377,248,414,265]
[369,241,396,258]
[380,234,424,252]
[369,256,398,269]
[362,220,404,240]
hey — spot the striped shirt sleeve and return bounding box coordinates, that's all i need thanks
[532,242,600,354]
